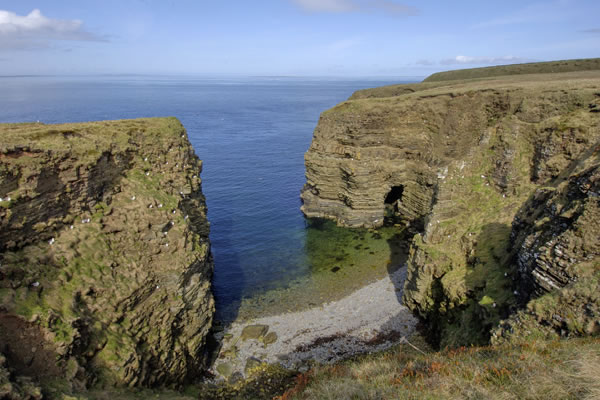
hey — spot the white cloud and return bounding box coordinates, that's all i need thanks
[292,0,418,15]
[440,55,533,65]
[0,9,105,50]
[581,28,600,34]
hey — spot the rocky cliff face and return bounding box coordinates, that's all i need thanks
[492,152,600,343]
[0,118,214,391]
[302,71,600,346]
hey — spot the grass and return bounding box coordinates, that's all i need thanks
[284,336,600,400]
[423,57,600,82]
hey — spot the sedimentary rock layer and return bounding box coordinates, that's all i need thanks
[0,118,214,389]
[302,70,600,346]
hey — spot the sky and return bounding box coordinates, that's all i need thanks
[0,0,599,77]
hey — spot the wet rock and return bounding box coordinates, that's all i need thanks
[244,357,263,376]
[216,362,233,378]
[228,371,244,385]
[241,324,269,341]
[261,332,278,346]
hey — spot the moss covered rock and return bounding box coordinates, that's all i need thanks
[0,118,214,389]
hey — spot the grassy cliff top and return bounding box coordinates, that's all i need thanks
[0,117,185,162]
[348,69,600,101]
[423,57,600,83]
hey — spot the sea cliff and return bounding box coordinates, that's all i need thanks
[302,66,600,346]
[0,118,214,393]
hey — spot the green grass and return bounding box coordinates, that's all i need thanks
[423,58,600,82]
[285,336,600,400]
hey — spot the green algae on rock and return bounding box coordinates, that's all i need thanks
[0,117,214,390]
[301,68,600,347]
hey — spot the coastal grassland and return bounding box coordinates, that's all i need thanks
[285,336,600,400]
[0,117,184,157]
[56,363,298,400]
[350,69,600,100]
[423,57,600,82]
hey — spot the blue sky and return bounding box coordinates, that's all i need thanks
[0,0,599,77]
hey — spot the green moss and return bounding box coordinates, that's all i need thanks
[13,288,45,319]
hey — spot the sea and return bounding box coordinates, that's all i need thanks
[0,75,417,323]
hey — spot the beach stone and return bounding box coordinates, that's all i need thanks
[216,362,233,378]
[244,357,263,376]
[221,346,238,358]
[241,324,269,341]
[261,331,278,345]
[228,372,244,385]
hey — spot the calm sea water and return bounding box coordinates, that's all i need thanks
[0,75,415,322]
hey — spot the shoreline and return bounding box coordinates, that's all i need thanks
[211,266,418,379]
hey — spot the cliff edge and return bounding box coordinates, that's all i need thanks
[302,68,600,346]
[0,118,214,392]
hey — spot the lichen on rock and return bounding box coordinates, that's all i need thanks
[0,117,214,391]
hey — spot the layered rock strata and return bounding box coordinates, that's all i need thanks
[492,153,600,343]
[302,70,600,346]
[0,118,214,390]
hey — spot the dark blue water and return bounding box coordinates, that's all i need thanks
[0,76,411,321]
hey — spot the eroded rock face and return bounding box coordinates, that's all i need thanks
[0,352,43,400]
[492,155,600,343]
[513,160,600,296]
[0,118,214,389]
[302,71,600,346]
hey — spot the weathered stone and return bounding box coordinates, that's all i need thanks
[492,158,600,344]
[228,371,244,385]
[216,362,233,378]
[241,325,269,341]
[0,118,215,388]
[261,331,278,346]
[244,357,263,376]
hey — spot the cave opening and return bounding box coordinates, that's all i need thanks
[385,186,404,205]
[384,185,404,225]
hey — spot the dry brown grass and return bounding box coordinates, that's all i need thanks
[287,336,600,400]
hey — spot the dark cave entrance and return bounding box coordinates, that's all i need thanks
[384,185,404,225]
[385,186,404,205]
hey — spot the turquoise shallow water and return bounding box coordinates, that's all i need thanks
[0,75,415,322]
